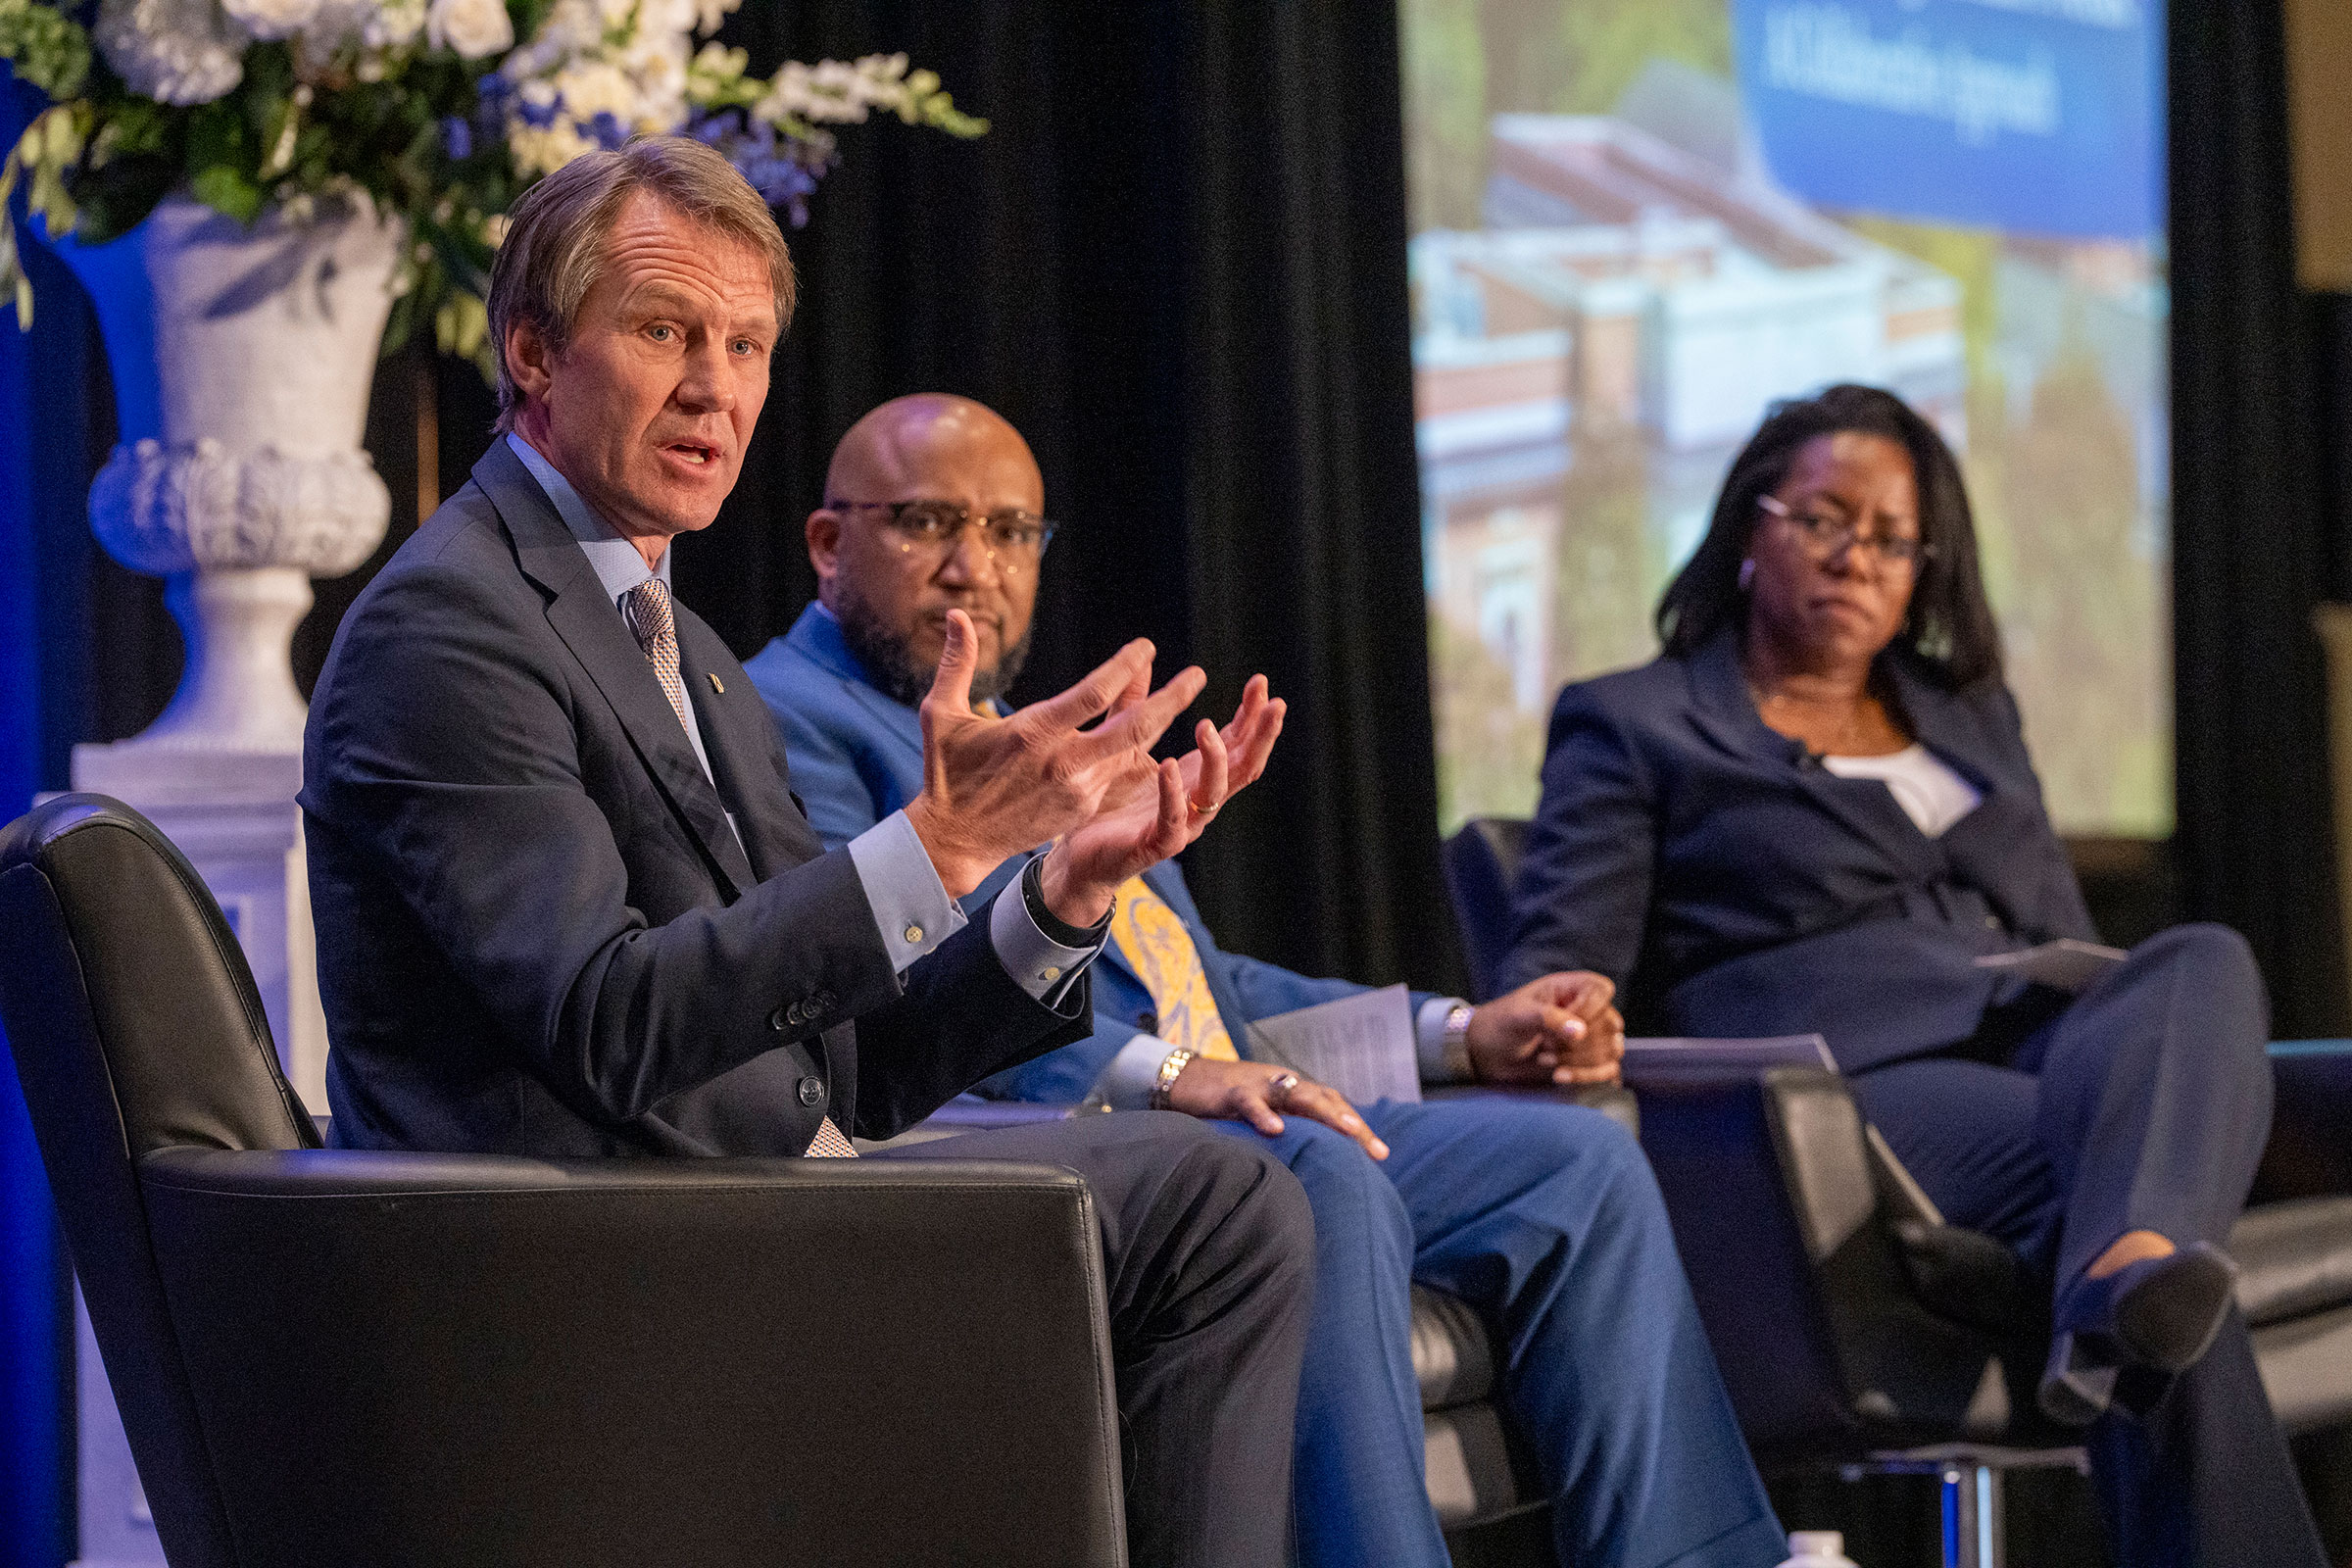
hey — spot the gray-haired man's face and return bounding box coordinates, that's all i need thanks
[507,191,778,549]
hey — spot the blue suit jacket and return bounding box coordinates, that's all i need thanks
[745,606,1422,1102]
[1499,626,2097,1073]
[301,442,1087,1156]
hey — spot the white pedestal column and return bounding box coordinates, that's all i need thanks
[73,1295,158,1568]
[63,744,322,1568]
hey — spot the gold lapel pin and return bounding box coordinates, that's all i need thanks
[708,672,725,695]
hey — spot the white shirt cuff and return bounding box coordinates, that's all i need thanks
[1417,996,1469,1083]
[988,855,1106,1004]
[846,810,966,973]
[1093,1032,1180,1110]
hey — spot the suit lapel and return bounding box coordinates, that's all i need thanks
[677,612,822,882]
[1684,624,1945,879]
[474,441,754,901]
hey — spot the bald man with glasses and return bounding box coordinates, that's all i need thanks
[747,392,1789,1568]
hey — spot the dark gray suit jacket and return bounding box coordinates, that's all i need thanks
[1500,625,2097,1072]
[302,440,1088,1156]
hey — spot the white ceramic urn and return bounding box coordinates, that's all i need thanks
[61,193,403,754]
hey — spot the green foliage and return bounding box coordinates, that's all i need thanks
[1399,0,1485,231]
[1402,0,1735,234]
[0,0,89,98]
[1546,0,1731,116]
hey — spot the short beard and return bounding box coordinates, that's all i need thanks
[831,587,1033,710]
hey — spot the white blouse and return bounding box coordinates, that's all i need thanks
[1820,744,1982,838]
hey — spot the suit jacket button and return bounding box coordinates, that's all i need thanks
[769,1006,788,1031]
[1136,1010,1158,1033]
[797,1076,825,1107]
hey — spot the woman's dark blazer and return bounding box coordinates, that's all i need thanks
[1498,625,2098,1074]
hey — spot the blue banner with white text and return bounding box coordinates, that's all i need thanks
[1730,0,2161,239]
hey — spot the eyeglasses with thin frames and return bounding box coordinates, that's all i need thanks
[827,498,1056,574]
[1756,494,1934,570]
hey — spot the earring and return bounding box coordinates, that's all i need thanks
[1738,559,1755,591]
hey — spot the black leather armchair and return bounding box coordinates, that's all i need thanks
[1445,816,2352,1564]
[0,795,1129,1568]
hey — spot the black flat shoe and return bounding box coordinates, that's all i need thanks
[2090,1241,2239,1371]
[2036,1242,2238,1425]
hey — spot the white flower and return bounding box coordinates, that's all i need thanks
[426,0,511,59]
[619,27,687,126]
[551,58,637,121]
[362,0,427,49]
[507,118,591,176]
[220,0,319,42]
[690,0,734,35]
[95,0,245,105]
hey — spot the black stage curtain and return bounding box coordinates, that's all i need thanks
[2172,0,2349,1038]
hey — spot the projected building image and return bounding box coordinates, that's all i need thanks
[1406,1,2169,840]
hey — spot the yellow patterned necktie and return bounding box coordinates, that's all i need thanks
[622,579,858,1159]
[1107,878,1240,1061]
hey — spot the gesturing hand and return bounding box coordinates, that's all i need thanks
[1039,674,1286,920]
[1164,1056,1390,1161]
[1464,972,1625,1087]
[902,609,1205,899]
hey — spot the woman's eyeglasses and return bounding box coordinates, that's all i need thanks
[1756,494,1934,569]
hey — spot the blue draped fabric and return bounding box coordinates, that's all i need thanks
[2,71,101,1568]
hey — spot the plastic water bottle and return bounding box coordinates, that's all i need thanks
[1776,1531,1860,1568]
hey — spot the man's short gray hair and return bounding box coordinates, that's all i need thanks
[486,135,798,433]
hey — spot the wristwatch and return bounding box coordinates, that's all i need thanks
[1441,1002,1476,1083]
[1151,1046,1200,1110]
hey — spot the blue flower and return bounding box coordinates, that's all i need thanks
[688,108,741,145]
[441,116,472,160]
[515,92,563,129]
[585,111,630,150]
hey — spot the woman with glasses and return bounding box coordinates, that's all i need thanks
[1498,383,2324,1567]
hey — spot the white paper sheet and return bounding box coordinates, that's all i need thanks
[1245,984,1422,1105]
[1973,938,2127,993]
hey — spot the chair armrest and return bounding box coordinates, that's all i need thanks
[2257,1042,2352,1200]
[1634,1068,2040,1454]
[131,1148,1126,1568]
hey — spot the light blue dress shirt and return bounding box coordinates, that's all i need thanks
[506,432,1102,1000]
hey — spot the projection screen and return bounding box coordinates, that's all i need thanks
[1402,0,2170,838]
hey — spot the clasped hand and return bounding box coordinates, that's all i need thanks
[1464,972,1625,1087]
[901,609,1286,924]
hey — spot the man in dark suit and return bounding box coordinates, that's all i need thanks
[746,393,1790,1568]
[301,137,1313,1568]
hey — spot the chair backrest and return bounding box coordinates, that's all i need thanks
[1441,816,1530,1002]
[0,793,318,1568]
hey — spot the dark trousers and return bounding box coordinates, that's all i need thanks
[1850,923,2325,1568]
[874,1111,1314,1568]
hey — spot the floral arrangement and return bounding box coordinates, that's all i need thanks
[0,0,982,366]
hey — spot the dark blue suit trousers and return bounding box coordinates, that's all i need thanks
[1506,630,2324,1568]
